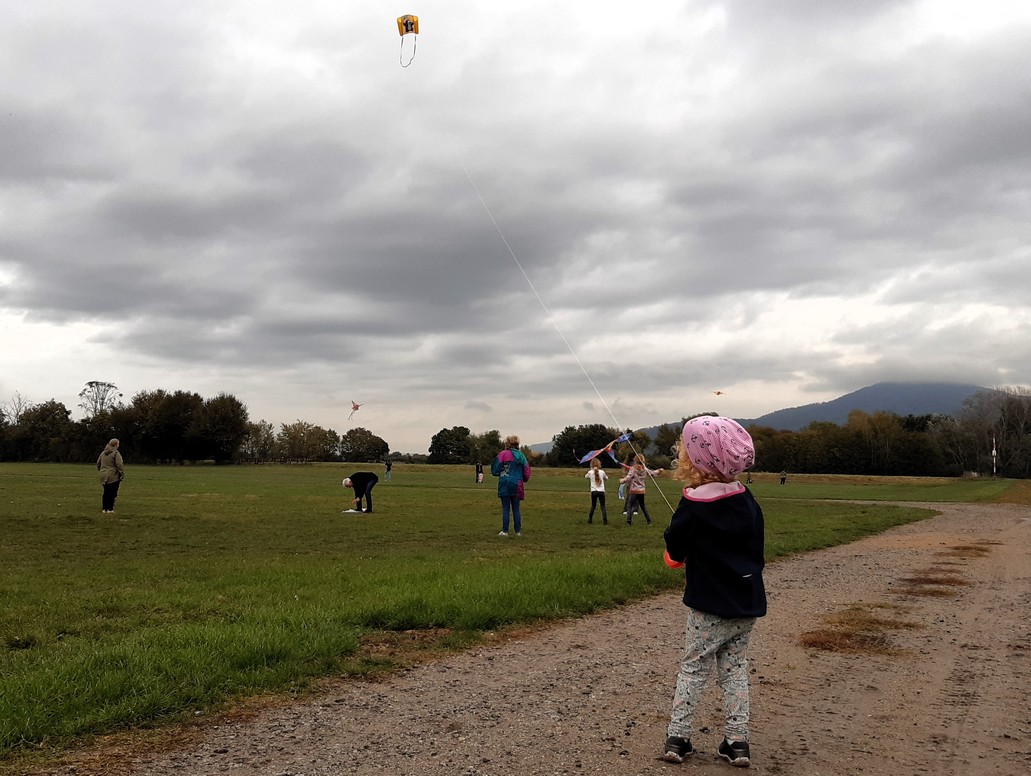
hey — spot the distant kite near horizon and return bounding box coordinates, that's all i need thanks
[397,14,419,67]
[348,401,363,421]
[713,391,725,396]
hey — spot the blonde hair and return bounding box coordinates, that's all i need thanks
[591,457,602,485]
[108,438,120,448]
[503,435,520,449]
[672,443,731,487]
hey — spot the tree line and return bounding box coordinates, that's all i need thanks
[0,382,389,464]
[4,383,1029,477]
[750,386,1031,478]
[537,387,1031,478]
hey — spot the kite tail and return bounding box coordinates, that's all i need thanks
[400,36,417,68]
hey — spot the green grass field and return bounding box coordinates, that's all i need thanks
[0,463,1018,764]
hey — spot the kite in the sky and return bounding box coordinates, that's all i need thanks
[713,390,725,396]
[397,14,419,68]
[348,401,363,420]
[577,431,634,465]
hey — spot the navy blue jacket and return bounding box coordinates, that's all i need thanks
[663,483,767,618]
[347,472,379,494]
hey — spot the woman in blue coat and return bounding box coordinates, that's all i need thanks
[490,435,531,536]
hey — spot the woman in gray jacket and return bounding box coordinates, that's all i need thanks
[96,438,125,513]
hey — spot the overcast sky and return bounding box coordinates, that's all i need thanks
[2,1,1029,453]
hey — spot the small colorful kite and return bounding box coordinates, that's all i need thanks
[397,14,419,68]
[577,431,633,465]
[348,401,363,420]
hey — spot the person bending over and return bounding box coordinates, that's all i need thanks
[343,472,379,513]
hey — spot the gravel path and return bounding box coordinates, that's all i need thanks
[41,502,1031,776]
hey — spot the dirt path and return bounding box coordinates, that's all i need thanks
[40,503,1031,775]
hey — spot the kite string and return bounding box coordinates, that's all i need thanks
[460,163,676,514]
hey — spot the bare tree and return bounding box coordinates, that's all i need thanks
[78,381,124,419]
[1,391,32,424]
[995,386,1031,477]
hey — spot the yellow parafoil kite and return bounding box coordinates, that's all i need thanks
[397,14,419,68]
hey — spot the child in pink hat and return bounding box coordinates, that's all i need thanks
[661,415,765,768]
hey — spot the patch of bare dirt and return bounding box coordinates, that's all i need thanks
[20,503,1031,775]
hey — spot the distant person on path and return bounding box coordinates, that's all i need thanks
[779,470,787,485]
[342,472,379,513]
[491,435,531,536]
[475,462,484,484]
[661,416,766,768]
[585,458,609,524]
[619,454,663,525]
[96,438,125,514]
[384,460,392,481]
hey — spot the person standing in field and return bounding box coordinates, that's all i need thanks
[491,435,531,536]
[342,471,379,513]
[619,454,663,525]
[96,438,125,514]
[585,458,609,524]
[661,416,766,768]
[384,460,392,481]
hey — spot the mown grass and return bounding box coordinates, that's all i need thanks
[746,471,1012,502]
[0,463,1022,764]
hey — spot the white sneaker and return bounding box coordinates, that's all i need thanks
[498,531,508,537]
[515,532,522,537]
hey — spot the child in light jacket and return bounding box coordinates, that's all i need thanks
[618,454,663,525]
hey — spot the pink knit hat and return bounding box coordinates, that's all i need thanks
[682,415,755,480]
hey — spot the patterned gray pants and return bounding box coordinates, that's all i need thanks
[667,607,756,742]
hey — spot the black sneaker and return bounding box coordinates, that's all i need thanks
[718,739,750,767]
[662,736,694,763]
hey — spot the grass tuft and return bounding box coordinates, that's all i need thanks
[935,545,991,559]
[800,604,920,655]
[895,585,959,598]
[899,574,969,587]
[799,628,900,655]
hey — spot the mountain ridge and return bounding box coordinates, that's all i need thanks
[530,381,986,451]
[736,381,985,431]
